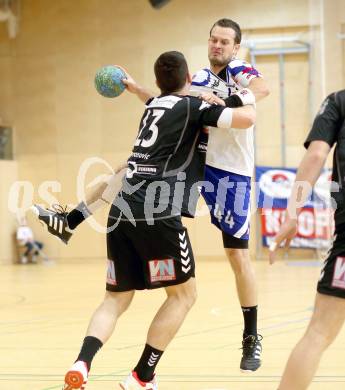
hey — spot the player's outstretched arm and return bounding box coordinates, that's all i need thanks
[231,105,256,128]
[215,105,256,129]
[115,65,155,103]
[268,140,331,264]
[200,88,256,108]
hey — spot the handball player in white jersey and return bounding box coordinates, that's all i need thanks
[191,18,269,371]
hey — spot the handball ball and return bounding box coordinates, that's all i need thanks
[94,65,127,98]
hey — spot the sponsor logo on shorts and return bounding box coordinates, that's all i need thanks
[332,256,345,289]
[179,231,192,274]
[148,259,176,283]
[106,260,117,285]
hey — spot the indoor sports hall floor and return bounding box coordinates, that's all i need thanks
[1,256,344,390]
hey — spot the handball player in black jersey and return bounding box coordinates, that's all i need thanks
[59,51,255,390]
[269,90,345,390]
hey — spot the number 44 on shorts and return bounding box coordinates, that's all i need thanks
[213,204,235,228]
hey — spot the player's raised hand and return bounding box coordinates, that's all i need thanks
[199,92,225,106]
[113,65,138,94]
[115,65,154,103]
[268,216,298,265]
[116,65,139,94]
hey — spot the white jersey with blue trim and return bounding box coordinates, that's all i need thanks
[190,59,261,177]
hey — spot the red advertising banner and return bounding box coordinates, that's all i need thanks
[261,207,334,249]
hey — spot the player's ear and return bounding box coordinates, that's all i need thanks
[232,43,240,59]
[186,72,192,83]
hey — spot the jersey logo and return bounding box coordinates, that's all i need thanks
[332,256,345,289]
[197,142,208,152]
[148,95,182,109]
[148,259,176,282]
[211,79,220,89]
[179,231,191,273]
[126,161,157,178]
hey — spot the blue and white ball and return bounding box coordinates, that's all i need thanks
[94,65,127,98]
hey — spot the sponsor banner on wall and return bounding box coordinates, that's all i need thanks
[256,166,334,248]
[261,207,334,249]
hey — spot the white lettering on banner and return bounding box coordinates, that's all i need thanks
[261,208,334,244]
[263,209,283,234]
[314,207,334,239]
[332,257,345,289]
[298,209,314,237]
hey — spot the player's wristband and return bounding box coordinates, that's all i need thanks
[217,108,233,129]
[224,94,243,108]
[235,88,256,105]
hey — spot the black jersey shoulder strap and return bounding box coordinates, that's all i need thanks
[334,90,345,118]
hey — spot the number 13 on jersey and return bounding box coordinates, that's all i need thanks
[135,109,165,148]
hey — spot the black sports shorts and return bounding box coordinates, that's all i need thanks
[106,215,195,292]
[318,228,345,299]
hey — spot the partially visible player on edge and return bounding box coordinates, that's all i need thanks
[33,18,269,372]
[60,51,256,390]
[269,90,345,390]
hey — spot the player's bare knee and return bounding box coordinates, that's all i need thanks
[167,279,197,309]
[104,291,134,316]
[177,290,197,311]
[306,323,336,349]
[226,248,252,275]
[183,285,197,309]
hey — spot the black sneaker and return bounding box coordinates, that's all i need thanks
[240,334,263,372]
[31,204,73,244]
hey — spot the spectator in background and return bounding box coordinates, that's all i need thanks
[16,217,43,264]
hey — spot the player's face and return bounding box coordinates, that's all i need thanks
[208,26,240,68]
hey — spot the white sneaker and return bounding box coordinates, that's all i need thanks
[120,371,158,390]
[63,361,88,389]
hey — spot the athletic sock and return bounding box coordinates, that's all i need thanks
[66,201,92,230]
[76,336,103,371]
[134,344,164,382]
[242,305,258,337]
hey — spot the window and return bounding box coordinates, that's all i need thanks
[0,126,13,160]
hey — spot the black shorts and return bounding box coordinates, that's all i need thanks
[106,215,195,292]
[222,232,249,249]
[317,230,345,298]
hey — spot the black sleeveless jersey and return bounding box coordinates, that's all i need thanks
[304,89,345,227]
[113,94,228,220]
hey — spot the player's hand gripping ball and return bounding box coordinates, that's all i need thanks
[94,65,127,98]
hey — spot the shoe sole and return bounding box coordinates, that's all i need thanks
[64,369,87,389]
[240,368,256,373]
[240,364,262,374]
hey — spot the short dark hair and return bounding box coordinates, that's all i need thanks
[154,51,188,94]
[210,18,242,44]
